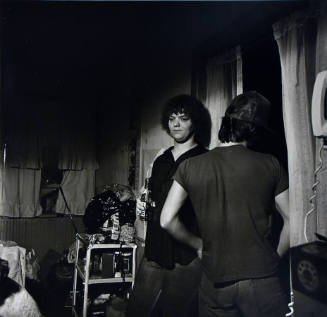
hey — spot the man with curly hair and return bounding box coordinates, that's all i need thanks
[126,94,210,317]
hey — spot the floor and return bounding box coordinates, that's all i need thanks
[294,291,327,317]
[26,270,72,317]
[28,280,327,317]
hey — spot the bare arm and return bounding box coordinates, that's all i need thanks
[160,180,203,258]
[275,189,289,257]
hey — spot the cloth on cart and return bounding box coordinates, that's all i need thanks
[0,258,43,317]
[0,241,26,287]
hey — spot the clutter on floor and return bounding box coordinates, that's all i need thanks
[0,183,138,317]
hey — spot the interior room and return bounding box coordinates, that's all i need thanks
[1,0,327,316]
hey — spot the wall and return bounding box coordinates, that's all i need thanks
[0,216,84,263]
[95,98,133,192]
[95,53,135,191]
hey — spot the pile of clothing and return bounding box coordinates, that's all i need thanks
[83,184,136,242]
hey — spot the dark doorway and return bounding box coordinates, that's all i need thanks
[242,33,288,267]
[242,32,288,170]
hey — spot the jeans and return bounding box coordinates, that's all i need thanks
[199,274,288,317]
[126,256,201,317]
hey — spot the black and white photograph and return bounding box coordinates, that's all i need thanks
[0,0,327,316]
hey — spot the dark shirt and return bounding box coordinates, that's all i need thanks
[175,145,289,283]
[144,144,207,269]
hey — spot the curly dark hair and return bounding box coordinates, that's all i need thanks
[161,94,211,146]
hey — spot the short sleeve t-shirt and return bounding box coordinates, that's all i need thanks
[145,144,207,269]
[174,145,288,283]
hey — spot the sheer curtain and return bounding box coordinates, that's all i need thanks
[55,170,96,215]
[205,46,243,149]
[273,10,317,246]
[0,167,42,217]
[55,103,98,215]
[0,99,42,217]
[0,99,98,217]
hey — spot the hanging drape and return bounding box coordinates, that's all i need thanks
[55,170,96,215]
[315,1,327,237]
[55,103,98,215]
[0,98,98,217]
[273,10,317,246]
[0,99,43,217]
[0,167,42,217]
[205,46,243,149]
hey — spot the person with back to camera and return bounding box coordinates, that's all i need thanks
[126,94,210,317]
[161,91,290,317]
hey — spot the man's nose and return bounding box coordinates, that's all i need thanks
[173,119,180,126]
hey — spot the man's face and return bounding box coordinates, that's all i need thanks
[168,112,194,143]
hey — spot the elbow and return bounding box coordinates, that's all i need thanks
[160,209,174,231]
[160,215,170,230]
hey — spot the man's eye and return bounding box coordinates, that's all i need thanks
[181,117,190,121]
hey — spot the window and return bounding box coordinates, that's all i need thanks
[40,145,63,214]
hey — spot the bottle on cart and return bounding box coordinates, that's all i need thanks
[139,177,155,221]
